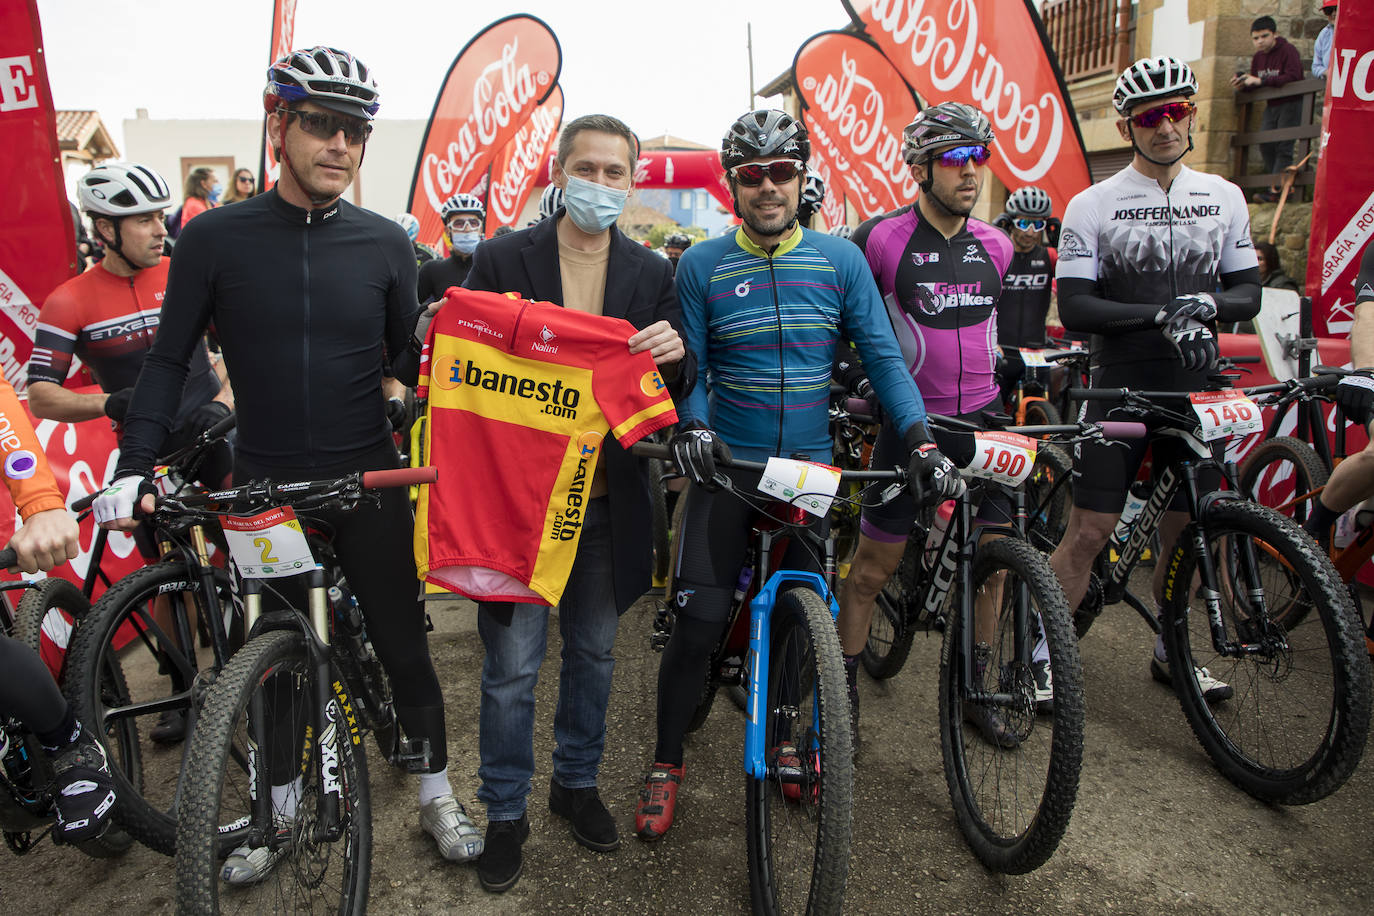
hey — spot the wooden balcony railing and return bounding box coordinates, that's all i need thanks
[1042,0,1136,84]
[1231,77,1325,201]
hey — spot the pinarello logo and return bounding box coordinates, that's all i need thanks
[434,356,463,390]
[577,430,603,456]
[640,370,666,398]
[5,450,37,480]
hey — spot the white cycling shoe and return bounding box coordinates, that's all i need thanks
[420,794,484,863]
[221,824,293,885]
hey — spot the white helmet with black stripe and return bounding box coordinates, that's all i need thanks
[78,163,173,217]
[1113,57,1197,115]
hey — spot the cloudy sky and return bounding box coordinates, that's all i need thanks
[36,0,858,150]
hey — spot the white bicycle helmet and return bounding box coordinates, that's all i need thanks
[395,212,420,242]
[1005,186,1053,220]
[1113,57,1197,115]
[538,184,564,219]
[440,193,485,223]
[265,47,380,119]
[78,163,173,217]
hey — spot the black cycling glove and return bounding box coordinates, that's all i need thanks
[385,397,408,432]
[1161,317,1219,373]
[1336,371,1374,426]
[185,400,233,437]
[670,425,732,491]
[903,422,965,508]
[1155,292,1219,327]
[102,387,135,422]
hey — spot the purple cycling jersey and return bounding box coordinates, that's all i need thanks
[852,205,1013,415]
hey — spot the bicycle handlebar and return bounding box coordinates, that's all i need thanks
[630,441,901,481]
[0,548,15,569]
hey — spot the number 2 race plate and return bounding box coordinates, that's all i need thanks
[222,506,315,578]
[969,431,1037,487]
[1189,389,1263,442]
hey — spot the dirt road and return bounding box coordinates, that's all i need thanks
[5,586,1372,914]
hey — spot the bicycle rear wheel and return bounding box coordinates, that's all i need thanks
[1161,499,1371,804]
[745,586,852,916]
[1021,399,1061,428]
[176,629,371,914]
[938,537,1083,873]
[1238,436,1329,525]
[64,559,236,855]
[861,543,918,680]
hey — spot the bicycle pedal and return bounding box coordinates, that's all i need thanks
[394,737,432,774]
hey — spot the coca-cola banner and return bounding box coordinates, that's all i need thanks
[794,31,919,219]
[630,149,733,211]
[259,0,298,192]
[0,0,77,392]
[408,15,562,247]
[1305,2,1374,337]
[842,0,1092,214]
[485,85,563,234]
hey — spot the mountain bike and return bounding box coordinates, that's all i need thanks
[0,556,133,858]
[172,466,435,915]
[1070,384,1371,804]
[635,440,900,915]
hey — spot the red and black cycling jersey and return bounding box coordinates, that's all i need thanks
[997,244,1057,349]
[852,204,1013,415]
[28,259,221,424]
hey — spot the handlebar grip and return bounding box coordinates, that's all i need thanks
[0,548,16,569]
[1068,388,1125,401]
[1099,421,1148,440]
[206,411,238,439]
[71,491,98,513]
[361,467,437,489]
[631,441,672,461]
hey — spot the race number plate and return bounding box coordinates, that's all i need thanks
[758,457,842,518]
[222,506,315,578]
[1020,349,1049,367]
[1189,390,1263,441]
[968,431,1037,486]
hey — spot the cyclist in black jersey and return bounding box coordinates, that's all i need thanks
[1304,241,1374,543]
[417,193,485,304]
[1048,57,1261,700]
[994,185,1058,405]
[91,45,482,879]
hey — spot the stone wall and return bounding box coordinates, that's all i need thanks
[1250,198,1314,291]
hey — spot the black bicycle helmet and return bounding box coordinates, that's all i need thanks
[664,233,692,250]
[721,109,810,170]
[901,102,994,164]
[799,168,826,214]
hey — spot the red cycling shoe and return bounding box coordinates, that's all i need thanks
[635,763,684,841]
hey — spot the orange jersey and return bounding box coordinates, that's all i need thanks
[415,288,677,604]
[0,380,64,520]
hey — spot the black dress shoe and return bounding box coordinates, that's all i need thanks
[549,779,620,851]
[477,814,529,893]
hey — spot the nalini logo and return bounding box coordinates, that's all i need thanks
[533,325,558,354]
[640,370,666,398]
[735,279,752,297]
[4,450,36,480]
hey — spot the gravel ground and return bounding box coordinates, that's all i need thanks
[5,573,1373,915]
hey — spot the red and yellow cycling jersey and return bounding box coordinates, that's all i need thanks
[415,288,677,604]
[0,380,64,520]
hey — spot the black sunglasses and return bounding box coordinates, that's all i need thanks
[286,109,373,144]
[729,159,804,187]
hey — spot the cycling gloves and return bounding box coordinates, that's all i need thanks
[1156,293,1219,372]
[1336,372,1374,426]
[670,426,732,491]
[903,423,965,507]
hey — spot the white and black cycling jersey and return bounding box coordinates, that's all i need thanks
[1056,164,1256,364]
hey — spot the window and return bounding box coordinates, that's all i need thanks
[680,191,693,209]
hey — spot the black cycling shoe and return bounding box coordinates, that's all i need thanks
[549,780,619,851]
[477,814,529,894]
[150,708,187,745]
[48,723,118,844]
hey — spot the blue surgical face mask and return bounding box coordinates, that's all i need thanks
[209,182,224,204]
[562,174,628,234]
[450,230,481,255]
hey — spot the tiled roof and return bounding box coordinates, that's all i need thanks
[54,110,119,158]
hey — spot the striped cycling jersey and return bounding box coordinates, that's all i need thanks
[415,288,677,604]
[852,206,1013,416]
[675,225,926,461]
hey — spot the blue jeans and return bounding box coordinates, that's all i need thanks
[476,497,619,821]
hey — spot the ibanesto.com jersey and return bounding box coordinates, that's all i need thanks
[415,288,677,604]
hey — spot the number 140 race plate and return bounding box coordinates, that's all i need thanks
[1189,390,1263,441]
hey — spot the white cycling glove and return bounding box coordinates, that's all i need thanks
[93,475,152,526]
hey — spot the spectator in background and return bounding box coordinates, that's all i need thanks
[219,168,258,205]
[180,166,218,226]
[1232,16,1304,202]
[1314,3,1337,79]
[1256,241,1299,291]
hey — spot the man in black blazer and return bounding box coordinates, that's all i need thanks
[454,113,693,893]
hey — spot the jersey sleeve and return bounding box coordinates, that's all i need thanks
[593,320,678,447]
[0,380,66,519]
[27,286,81,388]
[673,246,712,428]
[1054,191,1100,283]
[1219,182,1260,274]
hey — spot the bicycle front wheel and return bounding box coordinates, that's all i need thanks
[938,537,1084,874]
[1238,436,1329,525]
[745,586,852,916]
[1161,499,1371,804]
[176,629,371,914]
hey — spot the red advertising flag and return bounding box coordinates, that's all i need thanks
[1305,3,1374,337]
[259,0,298,192]
[0,0,77,391]
[530,147,734,214]
[484,85,564,235]
[794,31,919,219]
[408,15,562,248]
[842,0,1092,214]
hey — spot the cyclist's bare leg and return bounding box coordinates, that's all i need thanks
[837,533,907,656]
[1314,435,1374,515]
[1050,504,1116,610]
